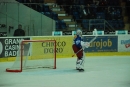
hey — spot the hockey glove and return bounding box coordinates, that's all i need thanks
[81,41,90,48]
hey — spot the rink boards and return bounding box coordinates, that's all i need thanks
[0,35,130,62]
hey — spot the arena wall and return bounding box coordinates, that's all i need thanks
[0,35,130,62]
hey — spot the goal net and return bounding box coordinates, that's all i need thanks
[6,40,56,72]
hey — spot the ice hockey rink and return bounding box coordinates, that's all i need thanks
[0,56,130,87]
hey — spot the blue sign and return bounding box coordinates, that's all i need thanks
[116,30,128,35]
[83,36,118,52]
[97,31,104,35]
[52,31,62,36]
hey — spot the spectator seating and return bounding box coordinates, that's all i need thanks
[52,12,58,20]
[81,19,89,29]
[56,20,67,30]
[107,20,125,30]
[72,11,80,21]
[16,0,125,31]
[96,12,105,19]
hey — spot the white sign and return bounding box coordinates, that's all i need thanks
[118,35,130,52]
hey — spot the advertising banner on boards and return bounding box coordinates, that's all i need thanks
[32,36,74,57]
[118,35,130,52]
[83,36,118,52]
[0,37,30,58]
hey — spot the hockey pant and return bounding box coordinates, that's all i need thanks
[72,44,83,59]
[72,44,85,69]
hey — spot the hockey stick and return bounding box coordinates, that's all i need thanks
[89,28,98,43]
[72,29,98,57]
[72,48,83,57]
[89,36,97,43]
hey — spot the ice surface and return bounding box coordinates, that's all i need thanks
[0,56,130,87]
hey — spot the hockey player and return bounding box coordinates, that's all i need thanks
[72,29,90,72]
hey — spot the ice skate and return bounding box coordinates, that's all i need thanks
[76,67,80,70]
[78,68,84,72]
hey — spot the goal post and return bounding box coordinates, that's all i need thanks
[6,40,56,72]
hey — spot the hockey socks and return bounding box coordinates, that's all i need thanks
[76,58,84,71]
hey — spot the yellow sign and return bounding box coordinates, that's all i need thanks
[32,36,74,58]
